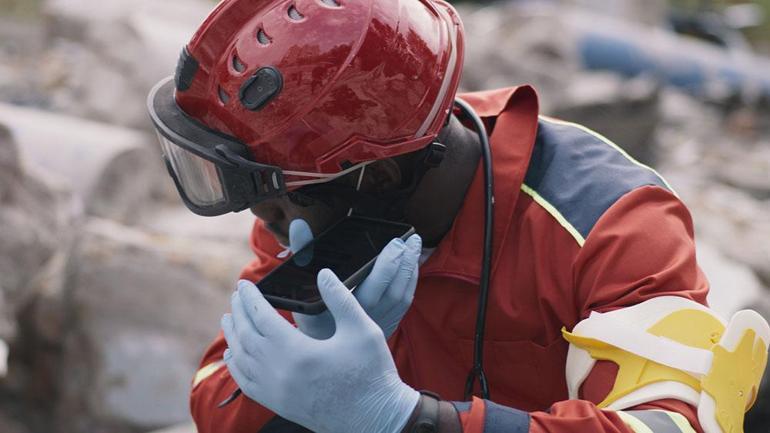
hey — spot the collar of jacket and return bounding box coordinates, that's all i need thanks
[419,85,540,284]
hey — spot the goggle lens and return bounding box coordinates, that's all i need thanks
[157,133,226,207]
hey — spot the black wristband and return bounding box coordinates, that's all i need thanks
[413,392,440,433]
[400,391,462,433]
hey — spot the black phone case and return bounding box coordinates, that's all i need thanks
[261,216,415,315]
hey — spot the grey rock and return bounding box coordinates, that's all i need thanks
[461,4,661,165]
[49,217,252,432]
[565,0,667,26]
[713,141,770,200]
[460,2,579,105]
[0,123,21,209]
[0,410,29,433]
[552,73,661,165]
[697,241,763,318]
[667,174,770,288]
[0,119,71,433]
[41,0,212,130]
[138,205,257,246]
[0,338,7,378]
[0,122,64,339]
[0,103,161,224]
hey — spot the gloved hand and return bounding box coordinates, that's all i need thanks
[221,273,419,433]
[289,219,422,340]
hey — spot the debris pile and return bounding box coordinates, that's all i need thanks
[0,2,254,432]
[0,1,767,433]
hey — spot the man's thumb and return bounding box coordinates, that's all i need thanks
[289,219,313,254]
[317,269,368,329]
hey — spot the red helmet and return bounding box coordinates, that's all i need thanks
[148,0,464,215]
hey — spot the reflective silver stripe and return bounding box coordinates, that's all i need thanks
[625,411,696,433]
[616,411,653,433]
[192,360,226,388]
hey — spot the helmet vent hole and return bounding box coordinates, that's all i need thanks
[257,28,272,45]
[287,5,304,20]
[320,0,340,6]
[232,55,246,73]
[218,87,231,104]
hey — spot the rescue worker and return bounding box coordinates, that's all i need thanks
[146,0,769,432]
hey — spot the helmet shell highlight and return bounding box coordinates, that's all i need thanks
[176,0,464,178]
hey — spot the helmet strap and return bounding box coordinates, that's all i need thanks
[349,141,446,221]
[288,141,446,222]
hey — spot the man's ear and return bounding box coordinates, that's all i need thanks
[359,158,402,193]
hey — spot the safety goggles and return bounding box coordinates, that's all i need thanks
[147,77,369,216]
[148,77,285,216]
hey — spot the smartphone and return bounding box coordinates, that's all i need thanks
[258,216,416,314]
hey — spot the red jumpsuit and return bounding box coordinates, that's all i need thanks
[190,86,709,433]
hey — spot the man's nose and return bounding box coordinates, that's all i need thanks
[250,199,286,223]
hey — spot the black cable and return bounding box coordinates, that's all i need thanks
[454,98,494,401]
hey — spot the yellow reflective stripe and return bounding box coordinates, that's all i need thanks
[659,411,697,433]
[520,183,585,246]
[193,360,226,388]
[538,115,677,196]
[616,411,655,433]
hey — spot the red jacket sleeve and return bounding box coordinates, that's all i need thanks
[190,219,292,433]
[458,186,710,433]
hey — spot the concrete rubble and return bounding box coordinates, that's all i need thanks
[0,103,161,224]
[0,3,256,430]
[550,73,662,165]
[39,0,212,130]
[0,119,70,433]
[0,0,768,432]
[48,218,251,432]
[460,4,663,164]
[0,99,254,432]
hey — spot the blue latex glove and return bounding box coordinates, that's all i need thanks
[288,219,421,340]
[221,274,419,433]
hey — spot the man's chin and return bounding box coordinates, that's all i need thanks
[276,236,289,248]
[266,226,289,247]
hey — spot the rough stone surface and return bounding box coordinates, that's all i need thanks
[40,0,212,130]
[0,1,767,433]
[0,122,65,341]
[0,410,29,433]
[48,218,252,433]
[698,242,764,318]
[653,89,770,433]
[0,18,47,108]
[712,140,770,200]
[138,206,258,246]
[460,4,662,165]
[566,0,667,26]
[0,103,161,224]
[551,73,661,165]
[460,2,579,106]
[0,119,72,433]
[666,173,770,288]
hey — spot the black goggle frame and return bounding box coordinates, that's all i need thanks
[148,77,286,216]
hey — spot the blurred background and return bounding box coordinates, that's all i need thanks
[0,0,768,432]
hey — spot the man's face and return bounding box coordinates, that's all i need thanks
[249,195,340,247]
[249,173,360,246]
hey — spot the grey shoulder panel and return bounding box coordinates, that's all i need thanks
[523,118,670,239]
